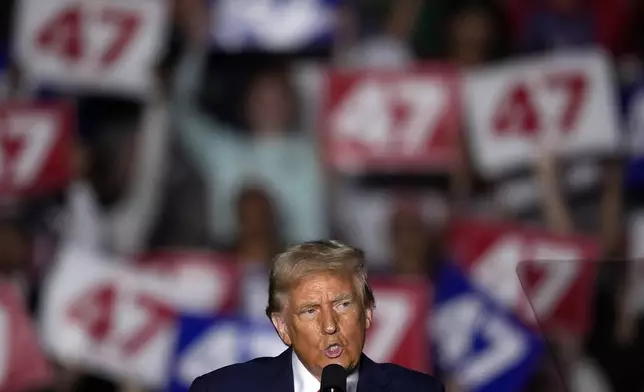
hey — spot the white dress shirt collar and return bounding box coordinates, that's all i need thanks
[292,350,359,392]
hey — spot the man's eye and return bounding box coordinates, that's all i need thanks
[340,301,351,308]
[303,308,316,314]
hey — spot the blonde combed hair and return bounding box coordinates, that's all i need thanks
[266,240,375,318]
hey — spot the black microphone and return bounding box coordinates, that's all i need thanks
[320,364,347,392]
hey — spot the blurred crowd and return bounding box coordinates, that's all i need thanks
[1,0,644,391]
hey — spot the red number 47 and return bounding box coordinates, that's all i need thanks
[67,284,175,356]
[493,72,588,136]
[36,5,141,67]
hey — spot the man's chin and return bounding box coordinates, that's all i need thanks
[319,355,356,371]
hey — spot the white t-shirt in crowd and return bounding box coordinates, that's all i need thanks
[62,97,169,255]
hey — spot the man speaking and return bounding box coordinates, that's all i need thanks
[189,240,444,392]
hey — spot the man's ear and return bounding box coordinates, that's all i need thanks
[364,307,373,330]
[271,313,292,346]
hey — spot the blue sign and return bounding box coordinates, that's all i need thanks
[210,0,341,51]
[167,314,287,392]
[432,264,543,392]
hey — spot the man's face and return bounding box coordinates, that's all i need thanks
[450,9,492,66]
[245,75,294,133]
[237,190,274,239]
[272,273,372,378]
[391,210,427,256]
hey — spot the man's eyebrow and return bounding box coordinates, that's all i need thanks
[333,293,353,302]
[297,294,353,309]
[297,301,320,310]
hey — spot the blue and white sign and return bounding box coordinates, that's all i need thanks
[432,264,543,392]
[210,0,340,51]
[168,315,286,392]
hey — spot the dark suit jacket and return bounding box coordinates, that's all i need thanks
[189,348,444,392]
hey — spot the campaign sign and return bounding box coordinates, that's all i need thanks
[40,246,238,388]
[464,49,621,178]
[447,219,598,334]
[0,102,75,197]
[432,264,543,392]
[323,67,460,173]
[136,251,240,315]
[14,0,170,96]
[210,0,340,51]
[365,278,431,373]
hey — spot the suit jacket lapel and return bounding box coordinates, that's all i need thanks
[357,354,389,392]
[270,348,295,392]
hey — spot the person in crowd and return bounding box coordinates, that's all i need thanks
[232,187,282,266]
[51,92,170,392]
[172,4,327,248]
[147,141,210,249]
[336,0,420,68]
[442,0,507,66]
[231,187,284,320]
[62,94,170,256]
[388,200,445,277]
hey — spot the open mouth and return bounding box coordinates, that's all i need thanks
[324,344,343,359]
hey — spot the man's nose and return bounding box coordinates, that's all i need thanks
[320,307,339,335]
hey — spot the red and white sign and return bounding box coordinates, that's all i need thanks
[14,0,169,97]
[464,50,621,177]
[40,246,238,387]
[0,282,53,392]
[323,68,460,173]
[447,219,598,334]
[0,102,74,197]
[364,278,431,374]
